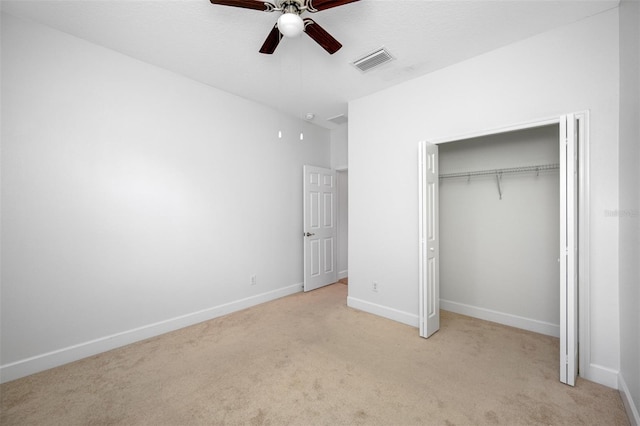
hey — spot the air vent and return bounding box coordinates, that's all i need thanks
[352,48,394,73]
[327,114,348,125]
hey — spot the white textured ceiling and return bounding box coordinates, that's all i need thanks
[1,0,619,128]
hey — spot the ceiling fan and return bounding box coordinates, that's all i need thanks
[209,0,360,54]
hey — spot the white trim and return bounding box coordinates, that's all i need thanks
[336,169,348,284]
[582,363,620,389]
[440,299,560,338]
[0,283,303,384]
[347,296,419,327]
[430,115,562,145]
[575,111,591,386]
[619,373,640,426]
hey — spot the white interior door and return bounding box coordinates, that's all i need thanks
[560,114,578,386]
[418,142,440,338]
[303,165,337,292]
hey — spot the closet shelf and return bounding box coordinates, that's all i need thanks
[439,163,559,180]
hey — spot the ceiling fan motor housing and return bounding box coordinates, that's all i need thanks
[279,0,305,13]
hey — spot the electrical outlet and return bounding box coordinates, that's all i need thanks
[372,281,378,292]
[250,275,257,286]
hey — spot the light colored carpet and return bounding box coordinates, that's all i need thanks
[0,283,629,425]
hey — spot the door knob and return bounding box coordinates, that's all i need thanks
[305,232,315,237]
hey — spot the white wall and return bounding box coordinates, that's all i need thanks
[617,0,640,422]
[439,126,560,336]
[0,13,330,382]
[349,9,620,388]
[330,124,348,170]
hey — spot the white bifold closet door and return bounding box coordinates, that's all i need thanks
[560,114,578,386]
[418,142,440,338]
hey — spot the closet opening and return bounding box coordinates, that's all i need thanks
[418,113,588,387]
[438,124,560,339]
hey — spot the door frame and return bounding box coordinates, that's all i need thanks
[335,168,349,282]
[419,111,590,384]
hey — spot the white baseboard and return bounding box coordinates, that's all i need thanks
[0,283,303,384]
[345,297,558,337]
[619,373,640,426]
[440,299,560,338]
[338,270,348,280]
[578,363,619,389]
[347,296,419,327]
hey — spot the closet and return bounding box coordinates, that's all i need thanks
[438,124,560,337]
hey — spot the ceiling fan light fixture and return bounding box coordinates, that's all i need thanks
[277,13,304,38]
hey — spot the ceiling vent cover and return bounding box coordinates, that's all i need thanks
[327,114,348,125]
[352,48,394,73]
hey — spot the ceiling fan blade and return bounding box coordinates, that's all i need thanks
[303,18,342,54]
[306,0,360,12]
[259,25,283,54]
[209,0,275,12]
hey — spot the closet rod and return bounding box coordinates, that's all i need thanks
[439,163,559,180]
